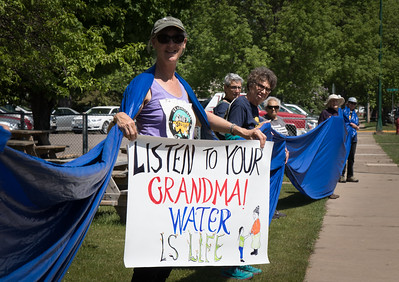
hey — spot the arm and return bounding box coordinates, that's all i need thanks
[206,112,266,148]
[352,111,360,129]
[0,124,10,131]
[350,123,359,130]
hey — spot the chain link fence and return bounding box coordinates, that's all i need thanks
[2,112,319,159]
[1,112,130,159]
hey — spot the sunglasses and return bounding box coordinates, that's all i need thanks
[156,34,185,44]
[267,105,280,110]
[349,102,357,105]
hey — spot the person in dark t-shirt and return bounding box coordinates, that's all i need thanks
[225,67,277,140]
[213,73,243,118]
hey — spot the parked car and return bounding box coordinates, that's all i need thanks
[259,103,308,135]
[202,92,309,135]
[284,103,318,131]
[0,106,33,129]
[50,107,80,131]
[204,92,241,112]
[14,105,32,114]
[15,105,35,126]
[72,106,119,134]
[387,108,398,124]
[357,106,365,117]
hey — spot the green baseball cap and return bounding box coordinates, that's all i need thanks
[151,16,185,36]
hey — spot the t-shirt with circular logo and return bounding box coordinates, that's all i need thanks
[135,80,196,139]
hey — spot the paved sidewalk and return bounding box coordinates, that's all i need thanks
[305,131,399,282]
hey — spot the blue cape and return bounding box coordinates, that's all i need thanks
[0,66,350,280]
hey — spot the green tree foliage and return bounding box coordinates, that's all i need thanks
[1,0,399,127]
[0,0,146,128]
[267,0,342,109]
[329,0,380,107]
[381,0,399,112]
[180,0,272,97]
[182,0,399,113]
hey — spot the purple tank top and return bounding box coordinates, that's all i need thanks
[136,80,189,137]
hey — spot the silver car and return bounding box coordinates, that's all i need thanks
[72,106,119,134]
[51,107,80,131]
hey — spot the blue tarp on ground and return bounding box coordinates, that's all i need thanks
[0,66,351,280]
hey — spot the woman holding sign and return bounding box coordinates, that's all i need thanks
[109,16,266,282]
[110,17,265,144]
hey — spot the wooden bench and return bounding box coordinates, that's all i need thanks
[101,159,129,222]
[101,177,121,206]
[35,145,67,159]
[8,130,68,159]
[113,160,128,171]
[115,190,128,223]
[6,140,37,156]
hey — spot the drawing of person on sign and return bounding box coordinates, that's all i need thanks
[250,206,261,256]
[238,226,249,262]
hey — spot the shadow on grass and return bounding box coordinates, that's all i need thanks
[276,190,320,211]
[173,266,229,282]
[94,206,123,225]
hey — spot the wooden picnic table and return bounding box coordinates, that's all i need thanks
[11,129,53,144]
[101,159,129,222]
[6,139,37,156]
[10,129,67,159]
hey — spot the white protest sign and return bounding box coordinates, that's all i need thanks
[124,136,272,267]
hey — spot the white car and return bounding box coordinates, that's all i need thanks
[50,107,80,131]
[72,106,119,134]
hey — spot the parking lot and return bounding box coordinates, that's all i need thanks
[49,132,129,159]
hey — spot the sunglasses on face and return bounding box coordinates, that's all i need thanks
[156,34,185,44]
[349,102,357,105]
[267,105,280,110]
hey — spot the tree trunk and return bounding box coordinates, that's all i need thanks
[30,91,56,145]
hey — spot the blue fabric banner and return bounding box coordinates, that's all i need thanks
[0,66,350,280]
[0,125,121,281]
[284,114,350,199]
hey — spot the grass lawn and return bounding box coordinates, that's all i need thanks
[360,120,396,131]
[373,133,399,164]
[64,184,327,281]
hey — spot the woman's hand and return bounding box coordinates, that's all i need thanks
[114,112,138,141]
[205,112,266,148]
[235,127,266,148]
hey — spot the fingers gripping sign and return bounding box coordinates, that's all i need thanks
[252,129,266,148]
